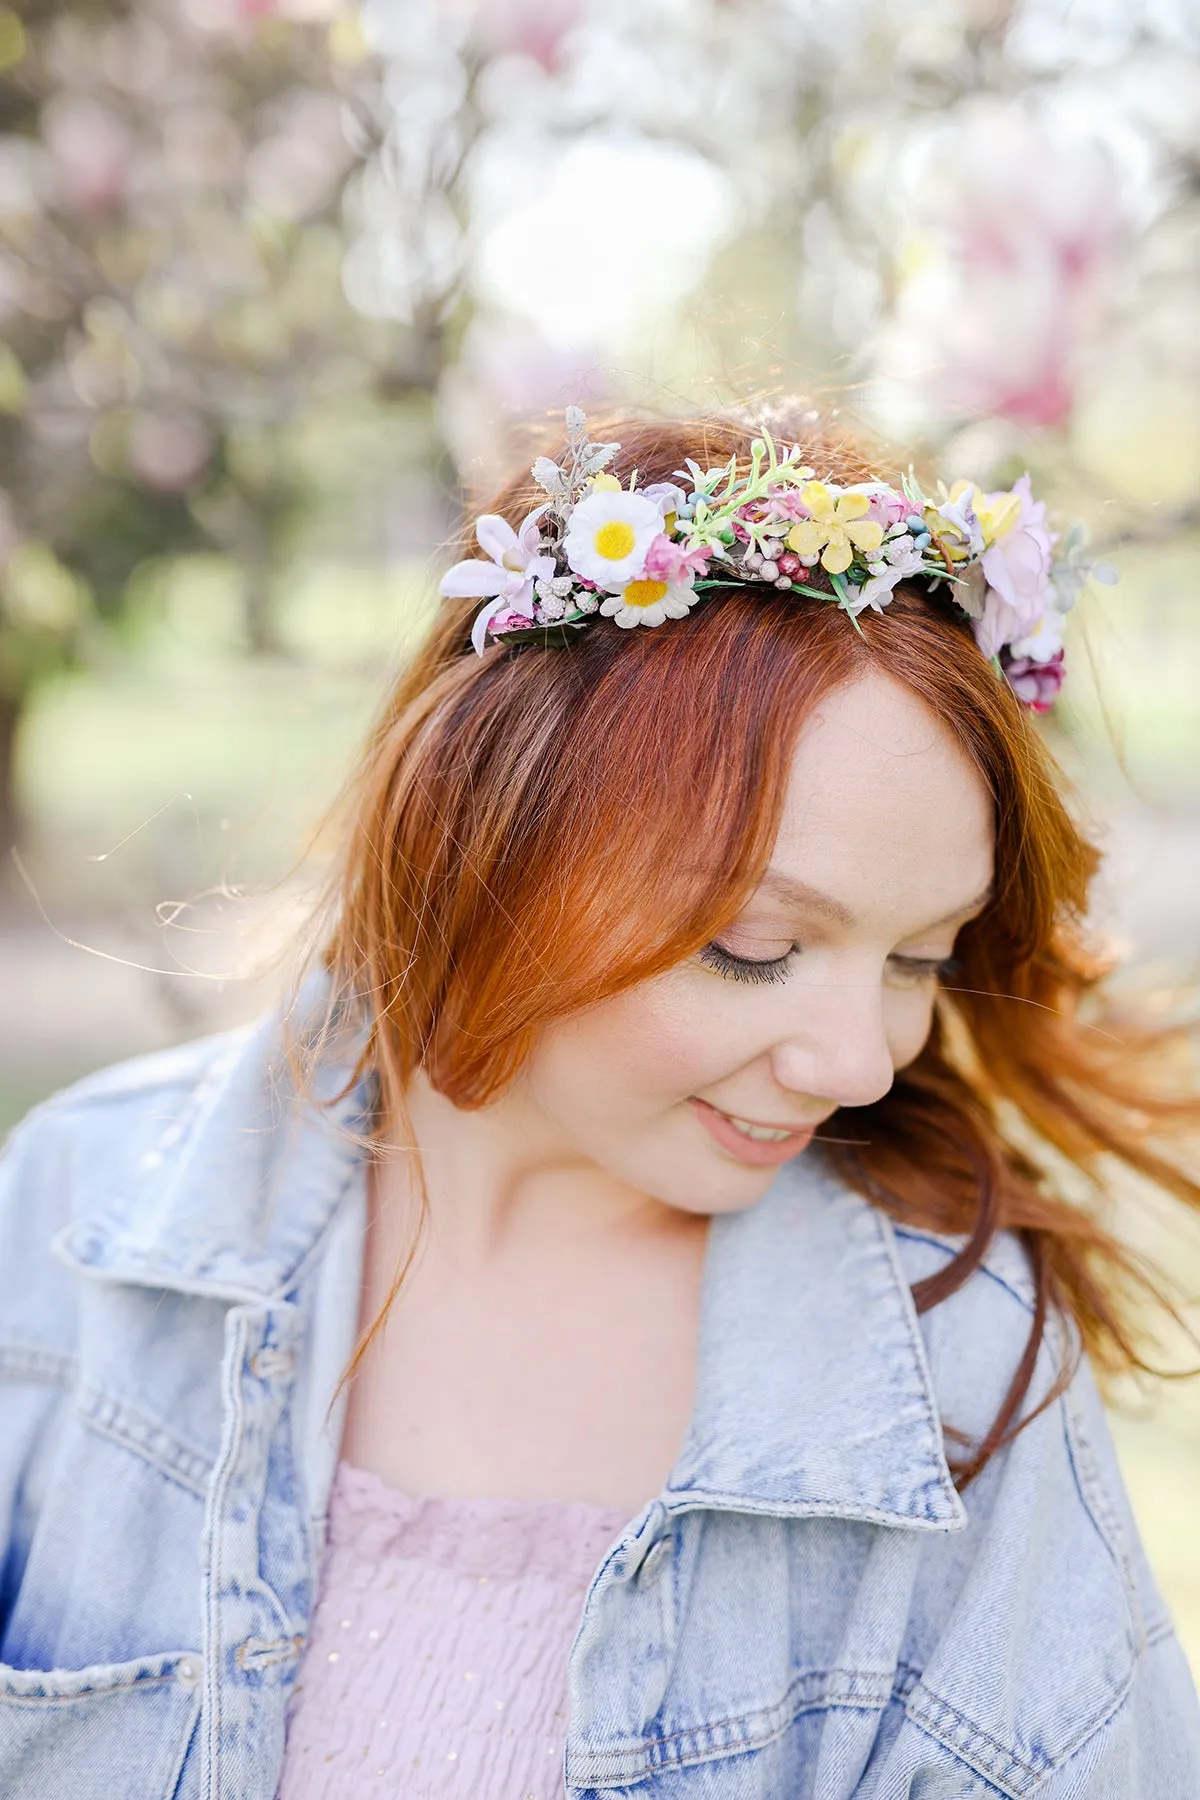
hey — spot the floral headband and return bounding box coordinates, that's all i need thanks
[440,408,1115,712]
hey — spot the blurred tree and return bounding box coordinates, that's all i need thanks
[0,0,405,852]
[355,0,1198,524]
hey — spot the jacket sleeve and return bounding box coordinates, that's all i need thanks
[1037,1360,1200,1797]
[889,1227,1200,1800]
[1037,1630,1200,1798]
[0,1102,81,1622]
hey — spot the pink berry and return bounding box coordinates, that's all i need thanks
[778,552,800,576]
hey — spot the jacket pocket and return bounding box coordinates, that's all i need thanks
[0,1649,202,1800]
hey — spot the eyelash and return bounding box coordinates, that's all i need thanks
[697,943,964,988]
[698,941,798,985]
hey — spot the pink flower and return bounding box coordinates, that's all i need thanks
[846,483,909,529]
[642,533,711,582]
[762,486,813,524]
[972,475,1056,659]
[883,105,1124,428]
[1001,649,1065,713]
[486,607,536,636]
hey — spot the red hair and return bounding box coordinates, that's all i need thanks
[315,409,1200,1484]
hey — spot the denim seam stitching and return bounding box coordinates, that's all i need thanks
[912,1651,1140,1799]
[907,1682,1044,1798]
[0,1344,77,1386]
[1061,1382,1143,1654]
[892,1224,1036,1314]
[573,1665,899,1774]
[871,1209,965,1517]
[74,1382,212,1498]
[0,1671,181,1705]
[201,1307,250,1800]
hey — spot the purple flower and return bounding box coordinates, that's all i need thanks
[1001,647,1065,712]
[971,475,1056,659]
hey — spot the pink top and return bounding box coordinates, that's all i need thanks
[275,1462,631,1799]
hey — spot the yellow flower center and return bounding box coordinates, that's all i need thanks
[621,578,668,608]
[593,520,637,561]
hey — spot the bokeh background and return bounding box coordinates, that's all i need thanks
[2,0,1199,1664]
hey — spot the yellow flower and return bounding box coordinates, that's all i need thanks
[971,486,1020,548]
[588,472,622,493]
[785,483,884,575]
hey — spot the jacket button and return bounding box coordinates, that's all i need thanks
[177,1659,199,1687]
[250,1348,295,1379]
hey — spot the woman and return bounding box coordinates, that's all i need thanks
[1,405,1198,1800]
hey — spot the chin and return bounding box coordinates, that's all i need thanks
[645,1154,784,1219]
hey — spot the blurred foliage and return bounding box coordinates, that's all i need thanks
[0,0,425,846]
[355,0,1200,518]
[0,0,1197,860]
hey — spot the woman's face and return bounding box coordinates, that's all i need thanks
[521,669,996,1219]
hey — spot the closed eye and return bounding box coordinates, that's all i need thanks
[699,943,964,989]
[697,941,798,986]
[887,954,963,987]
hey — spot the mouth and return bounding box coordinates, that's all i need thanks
[688,1097,819,1168]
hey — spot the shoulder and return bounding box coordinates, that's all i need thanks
[886,1219,1198,1789]
[0,1025,257,1341]
[891,1218,1044,1447]
[0,1022,257,1202]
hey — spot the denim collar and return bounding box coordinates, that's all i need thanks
[55,980,965,1534]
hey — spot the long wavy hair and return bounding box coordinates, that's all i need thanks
[312,407,1199,1486]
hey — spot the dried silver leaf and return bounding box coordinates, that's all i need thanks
[564,404,588,434]
[579,444,619,474]
[531,456,568,493]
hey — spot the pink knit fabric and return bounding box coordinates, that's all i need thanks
[275,1462,631,1799]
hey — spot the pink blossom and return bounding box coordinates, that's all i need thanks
[468,0,585,69]
[890,105,1123,428]
[972,475,1056,659]
[127,413,211,492]
[43,96,133,214]
[486,607,535,636]
[642,533,712,582]
[1002,649,1066,713]
[763,486,813,524]
[847,483,909,529]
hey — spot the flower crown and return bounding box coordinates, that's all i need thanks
[440,408,1115,712]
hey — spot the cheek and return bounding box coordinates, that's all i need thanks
[885,988,939,1072]
[530,971,751,1119]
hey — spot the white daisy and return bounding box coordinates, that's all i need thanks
[563,490,663,587]
[599,575,697,630]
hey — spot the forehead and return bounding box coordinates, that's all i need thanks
[768,671,994,926]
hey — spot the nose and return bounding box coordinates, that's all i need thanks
[769,981,896,1112]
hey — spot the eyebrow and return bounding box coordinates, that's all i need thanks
[757,871,995,933]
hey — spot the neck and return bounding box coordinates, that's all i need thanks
[370,1069,686,1280]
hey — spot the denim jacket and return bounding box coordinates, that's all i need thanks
[1,987,1198,1800]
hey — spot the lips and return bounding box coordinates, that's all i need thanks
[688,1097,818,1168]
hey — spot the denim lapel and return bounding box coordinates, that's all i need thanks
[53,974,371,1304]
[664,1151,967,1530]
